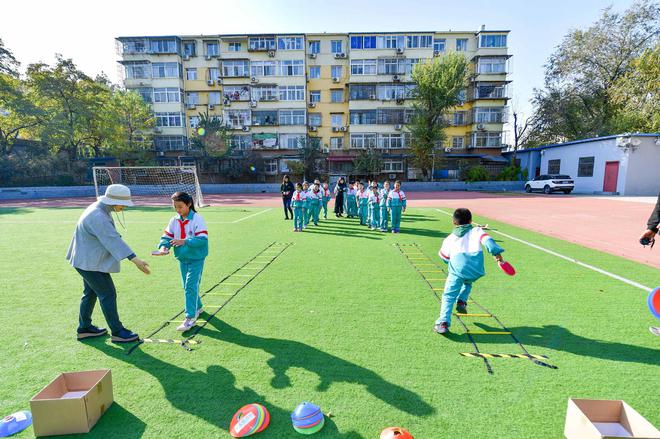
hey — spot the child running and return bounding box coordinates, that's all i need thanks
[291,183,306,232]
[434,208,505,334]
[368,185,381,231]
[157,192,209,332]
[356,182,369,226]
[321,182,331,219]
[379,181,390,232]
[386,180,407,233]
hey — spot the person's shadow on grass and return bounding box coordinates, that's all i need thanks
[200,319,435,417]
[87,341,364,438]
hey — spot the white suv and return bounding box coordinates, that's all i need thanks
[525,174,575,194]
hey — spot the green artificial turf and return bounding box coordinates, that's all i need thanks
[0,205,657,438]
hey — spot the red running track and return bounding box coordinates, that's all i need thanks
[1,192,657,268]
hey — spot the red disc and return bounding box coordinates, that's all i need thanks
[499,261,516,276]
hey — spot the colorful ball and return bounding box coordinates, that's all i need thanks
[648,287,660,320]
[380,427,414,439]
[197,127,206,136]
[249,166,256,172]
[229,403,270,437]
[291,402,324,434]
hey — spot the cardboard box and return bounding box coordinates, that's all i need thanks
[565,398,660,439]
[30,369,113,437]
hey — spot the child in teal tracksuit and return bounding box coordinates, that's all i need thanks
[368,185,381,230]
[302,181,311,228]
[356,183,369,225]
[291,183,305,232]
[346,183,357,218]
[379,181,390,232]
[158,191,209,332]
[308,183,322,226]
[321,182,331,219]
[434,208,505,334]
[386,180,406,233]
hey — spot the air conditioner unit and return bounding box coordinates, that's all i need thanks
[187,103,196,109]
[216,78,223,85]
[242,126,250,132]
[183,54,190,61]
[138,82,147,86]
[157,151,165,156]
[389,173,397,179]
[223,99,230,106]
[268,50,276,57]
[394,124,403,130]
[477,123,486,130]
[250,100,257,107]
[205,55,212,60]
[332,77,340,83]
[308,102,316,108]
[309,53,317,59]
[369,94,376,100]
[393,75,401,82]
[433,50,440,57]
[332,127,340,132]
[250,76,258,83]
[207,79,215,86]
[396,47,404,54]
[444,147,453,153]
[154,126,162,133]
[208,104,215,110]
[308,126,318,132]
[396,98,404,105]
[322,147,329,153]
[339,126,347,132]
[334,53,346,59]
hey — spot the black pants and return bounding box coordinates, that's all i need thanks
[75,268,124,334]
[283,197,293,218]
[335,192,344,214]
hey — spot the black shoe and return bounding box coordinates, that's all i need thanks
[456,300,468,315]
[111,329,140,343]
[77,325,108,340]
[434,322,449,334]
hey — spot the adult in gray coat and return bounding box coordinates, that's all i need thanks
[67,184,150,342]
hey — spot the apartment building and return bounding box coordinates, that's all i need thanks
[116,28,510,182]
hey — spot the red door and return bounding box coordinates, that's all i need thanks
[603,161,619,192]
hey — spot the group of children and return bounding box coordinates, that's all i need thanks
[290,178,408,233]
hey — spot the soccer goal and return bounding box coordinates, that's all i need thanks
[93,166,206,207]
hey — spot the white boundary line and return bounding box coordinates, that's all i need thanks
[435,209,652,292]
[231,208,272,223]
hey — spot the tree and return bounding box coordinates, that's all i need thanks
[409,53,468,180]
[298,136,323,181]
[105,89,155,159]
[529,0,660,143]
[189,112,230,158]
[0,74,44,155]
[352,148,383,178]
[0,38,19,77]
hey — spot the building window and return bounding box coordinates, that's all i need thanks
[150,39,177,54]
[124,62,150,79]
[186,92,199,105]
[265,159,278,174]
[155,112,183,127]
[121,39,147,54]
[228,135,252,150]
[251,86,277,101]
[456,39,468,51]
[206,42,219,56]
[309,91,321,103]
[183,41,196,57]
[189,116,200,128]
[350,133,377,148]
[154,87,181,103]
[331,40,343,53]
[452,136,465,148]
[331,89,344,103]
[383,160,404,172]
[377,84,412,100]
[309,66,321,79]
[477,57,507,74]
[208,67,220,81]
[280,60,304,76]
[472,132,502,147]
[309,41,320,54]
[479,34,507,48]
[476,83,506,99]
[223,85,250,101]
[186,68,197,80]
[222,60,250,77]
[250,60,277,77]
[331,65,343,79]
[350,35,376,49]
[474,107,506,124]
[548,159,561,174]
[154,136,187,151]
[578,156,595,177]
[248,37,276,51]
[433,38,446,52]
[153,62,180,78]
[279,110,306,125]
[331,114,343,127]
[252,111,278,126]
[349,84,376,100]
[378,134,404,149]
[278,37,303,50]
[350,59,377,75]
[228,42,242,52]
[279,85,305,101]
[453,111,467,126]
[350,110,377,124]
[132,87,152,103]
[209,92,221,105]
[407,35,432,48]
[280,134,306,148]
[330,137,344,149]
[224,110,251,128]
[308,113,322,127]
[377,35,405,49]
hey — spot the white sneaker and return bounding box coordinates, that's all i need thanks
[195,307,203,319]
[176,317,196,332]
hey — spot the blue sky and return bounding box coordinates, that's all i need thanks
[1,0,638,122]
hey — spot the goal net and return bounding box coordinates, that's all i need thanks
[93,166,205,207]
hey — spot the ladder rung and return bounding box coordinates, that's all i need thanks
[143,338,201,345]
[466,330,511,335]
[419,271,443,273]
[425,279,445,281]
[169,320,208,324]
[455,313,493,317]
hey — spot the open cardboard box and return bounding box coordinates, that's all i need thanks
[565,398,660,439]
[30,369,113,437]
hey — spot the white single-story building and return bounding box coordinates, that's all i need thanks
[503,133,660,195]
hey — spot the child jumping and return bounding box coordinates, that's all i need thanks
[434,208,505,334]
[291,183,306,232]
[157,192,209,332]
[321,182,331,219]
[357,182,369,225]
[387,180,406,233]
[379,181,390,232]
[368,185,381,230]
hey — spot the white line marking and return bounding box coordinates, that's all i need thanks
[231,208,272,223]
[435,209,651,292]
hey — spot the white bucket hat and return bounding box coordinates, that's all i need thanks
[98,184,134,207]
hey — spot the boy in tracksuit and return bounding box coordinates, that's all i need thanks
[308,183,323,226]
[434,208,505,334]
[302,181,311,228]
[321,182,332,219]
[346,183,357,218]
[387,180,406,233]
[379,181,390,232]
[291,183,305,232]
[356,183,369,225]
[368,185,381,230]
